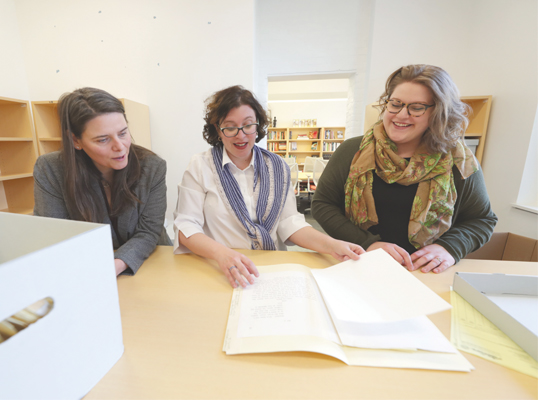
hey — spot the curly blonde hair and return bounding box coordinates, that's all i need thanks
[377,65,470,154]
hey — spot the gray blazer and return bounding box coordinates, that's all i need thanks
[33,150,172,275]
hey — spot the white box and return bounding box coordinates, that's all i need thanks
[0,212,124,399]
[453,272,538,361]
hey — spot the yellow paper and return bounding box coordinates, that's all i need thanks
[450,289,538,378]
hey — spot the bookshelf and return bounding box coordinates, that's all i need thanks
[267,126,345,169]
[0,97,38,214]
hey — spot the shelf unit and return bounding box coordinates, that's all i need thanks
[0,97,38,215]
[31,98,152,156]
[267,126,345,169]
[32,101,62,155]
[363,96,492,164]
[460,95,492,163]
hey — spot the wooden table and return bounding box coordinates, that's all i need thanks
[86,247,538,399]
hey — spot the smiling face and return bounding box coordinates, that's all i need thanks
[382,82,434,157]
[72,112,131,179]
[217,104,257,170]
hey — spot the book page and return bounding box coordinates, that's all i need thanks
[237,265,339,344]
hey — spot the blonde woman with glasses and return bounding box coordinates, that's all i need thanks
[312,65,497,274]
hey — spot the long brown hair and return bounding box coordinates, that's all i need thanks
[202,85,268,146]
[59,87,150,222]
[378,65,470,154]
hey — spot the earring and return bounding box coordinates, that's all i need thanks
[75,146,81,150]
[218,137,222,142]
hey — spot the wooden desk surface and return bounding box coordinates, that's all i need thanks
[86,247,538,399]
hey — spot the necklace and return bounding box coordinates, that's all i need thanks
[102,180,110,189]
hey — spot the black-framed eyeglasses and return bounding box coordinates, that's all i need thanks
[219,123,259,138]
[385,99,434,117]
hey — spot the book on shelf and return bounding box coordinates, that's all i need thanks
[297,134,308,140]
[336,130,344,139]
[308,130,318,139]
[311,142,318,150]
[290,142,297,151]
[278,142,287,151]
[223,249,473,371]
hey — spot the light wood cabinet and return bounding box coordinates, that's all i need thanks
[0,97,38,214]
[32,98,152,156]
[267,126,345,170]
[363,96,492,163]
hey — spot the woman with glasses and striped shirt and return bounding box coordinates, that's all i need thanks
[173,85,364,288]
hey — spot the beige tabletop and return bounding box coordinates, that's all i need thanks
[86,247,538,399]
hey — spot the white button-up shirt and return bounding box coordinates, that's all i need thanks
[173,147,309,253]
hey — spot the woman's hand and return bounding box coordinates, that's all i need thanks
[114,259,128,276]
[326,239,365,262]
[215,248,259,288]
[410,244,455,273]
[366,241,413,269]
[288,227,364,262]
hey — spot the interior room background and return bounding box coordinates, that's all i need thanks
[1,0,536,239]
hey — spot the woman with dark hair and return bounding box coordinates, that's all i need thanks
[312,65,497,274]
[173,85,364,288]
[34,87,171,276]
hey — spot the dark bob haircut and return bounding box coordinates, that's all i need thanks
[202,85,268,146]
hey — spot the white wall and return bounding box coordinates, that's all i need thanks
[0,0,29,99]
[267,78,348,127]
[255,0,374,137]
[367,0,538,238]
[268,100,347,128]
[11,0,255,223]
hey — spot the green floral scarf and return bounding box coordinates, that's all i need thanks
[344,122,479,249]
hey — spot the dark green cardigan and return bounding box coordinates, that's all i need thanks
[311,136,497,263]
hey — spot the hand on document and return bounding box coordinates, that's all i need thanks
[216,248,259,289]
[325,239,365,262]
[366,241,413,268]
[410,244,455,274]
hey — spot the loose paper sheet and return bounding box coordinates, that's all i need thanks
[311,249,451,323]
[332,315,456,353]
[450,289,538,378]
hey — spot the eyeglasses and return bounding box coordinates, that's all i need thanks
[385,99,434,117]
[219,123,259,138]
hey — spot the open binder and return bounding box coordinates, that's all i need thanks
[224,249,474,371]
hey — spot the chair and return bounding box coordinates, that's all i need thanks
[312,159,328,187]
[288,163,299,196]
[284,157,296,167]
[303,156,316,173]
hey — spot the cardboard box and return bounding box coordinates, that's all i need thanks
[465,232,538,261]
[0,212,123,399]
[453,272,538,362]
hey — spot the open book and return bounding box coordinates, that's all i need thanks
[223,249,474,371]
